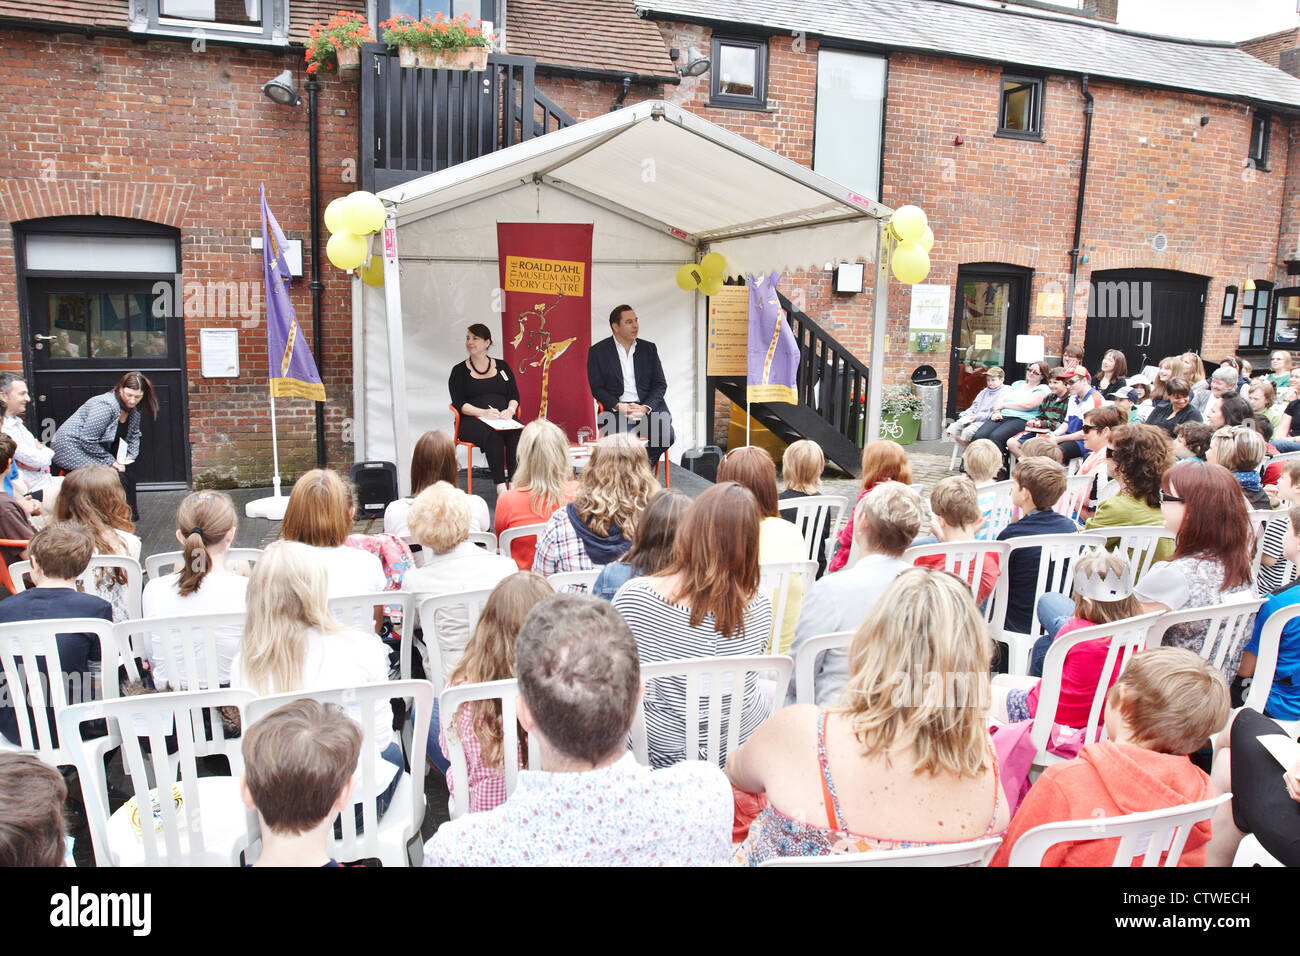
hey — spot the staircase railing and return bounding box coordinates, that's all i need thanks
[777,292,871,450]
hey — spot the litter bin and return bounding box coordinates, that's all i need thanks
[911,364,943,442]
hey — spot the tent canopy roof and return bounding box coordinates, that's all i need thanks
[377,100,892,253]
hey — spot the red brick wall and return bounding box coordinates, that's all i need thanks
[0,27,359,487]
[1239,28,1299,69]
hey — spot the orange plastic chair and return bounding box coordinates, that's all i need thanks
[450,403,479,495]
[0,538,31,596]
[595,401,669,487]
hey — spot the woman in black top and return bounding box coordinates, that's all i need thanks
[448,324,522,494]
[1092,348,1128,399]
[1145,377,1202,436]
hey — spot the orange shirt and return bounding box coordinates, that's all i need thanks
[494,480,578,570]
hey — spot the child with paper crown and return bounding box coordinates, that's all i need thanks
[992,549,1143,729]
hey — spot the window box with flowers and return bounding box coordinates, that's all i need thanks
[305,11,374,75]
[855,385,923,445]
[379,12,491,71]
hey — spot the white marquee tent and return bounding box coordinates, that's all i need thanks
[356,100,894,493]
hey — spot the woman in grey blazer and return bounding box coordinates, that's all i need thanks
[52,371,157,520]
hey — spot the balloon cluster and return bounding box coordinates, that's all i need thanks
[675,252,727,296]
[888,205,934,285]
[324,192,387,279]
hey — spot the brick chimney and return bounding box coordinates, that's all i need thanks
[1081,0,1118,23]
[1239,27,1300,75]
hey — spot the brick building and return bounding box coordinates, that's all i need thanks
[3,0,1300,489]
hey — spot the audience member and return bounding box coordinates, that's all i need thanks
[1237,505,1300,718]
[1007,367,1069,459]
[532,433,657,576]
[241,699,362,867]
[230,541,402,814]
[1257,465,1300,595]
[403,481,518,684]
[778,439,830,575]
[718,445,806,654]
[970,361,1051,455]
[1183,352,1208,393]
[424,594,735,866]
[51,465,138,622]
[1092,348,1129,398]
[1270,350,1296,403]
[1071,404,1124,521]
[1050,370,1104,463]
[991,647,1228,867]
[948,365,1007,445]
[612,483,773,768]
[1208,424,1269,509]
[279,469,385,599]
[786,482,924,706]
[1126,377,1153,422]
[1207,706,1300,866]
[592,490,688,601]
[493,420,576,570]
[435,572,553,807]
[384,431,489,547]
[1193,365,1240,419]
[140,491,248,690]
[1017,435,1063,463]
[1082,423,1174,569]
[963,439,1004,537]
[1135,460,1255,681]
[998,457,1079,641]
[1208,393,1252,431]
[0,752,67,866]
[829,440,912,572]
[914,475,999,604]
[1173,421,1213,461]
[732,568,1008,864]
[1250,379,1281,431]
[0,523,112,746]
[1145,377,1201,437]
[0,373,62,513]
[1149,356,1186,407]
[0,434,35,570]
[1002,550,1143,721]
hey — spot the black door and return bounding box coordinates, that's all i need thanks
[1084,269,1206,376]
[27,279,189,488]
[946,265,1032,418]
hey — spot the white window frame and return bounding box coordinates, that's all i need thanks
[129,0,289,46]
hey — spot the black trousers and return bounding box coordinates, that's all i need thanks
[456,416,520,485]
[1229,707,1300,866]
[970,417,1027,454]
[97,442,139,521]
[600,407,674,468]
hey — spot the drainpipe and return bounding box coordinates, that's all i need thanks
[1064,74,1093,349]
[307,74,327,470]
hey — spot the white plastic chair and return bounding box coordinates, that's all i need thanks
[980,480,1018,539]
[1145,596,1265,678]
[1237,602,1300,739]
[1028,611,1164,773]
[415,589,495,694]
[1052,473,1094,523]
[1248,509,1278,586]
[779,495,848,566]
[903,541,1010,639]
[1000,533,1107,676]
[793,631,854,706]
[758,559,817,655]
[143,548,264,580]
[0,618,122,771]
[467,531,498,553]
[329,590,417,662]
[498,522,548,566]
[758,836,1002,867]
[628,655,793,767]
[547,569,600,593]
[9,555,145,620]
[439,677,540,820]
[1006,793,1231,866]
[57,687,258,867]
[1091,525,1176,580]
[1233,833,1285,867]
[244,680,434,868]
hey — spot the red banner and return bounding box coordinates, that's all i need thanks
[497,223,596,442]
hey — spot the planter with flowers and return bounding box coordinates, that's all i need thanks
[304,11,374,75]
[380,12,491,71]
[855,385,923,445]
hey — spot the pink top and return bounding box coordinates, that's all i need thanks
[1026,617,1123,728]
[829,487,873,573]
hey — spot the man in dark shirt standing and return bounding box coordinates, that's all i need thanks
[587,305,674,468]
[0,523,113,746]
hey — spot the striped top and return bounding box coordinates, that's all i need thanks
[612,578,773,769]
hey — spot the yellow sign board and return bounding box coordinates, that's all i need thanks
[503,256,586,296]
[706,285,749,376]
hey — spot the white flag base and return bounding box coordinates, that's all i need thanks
[244,494,288,521]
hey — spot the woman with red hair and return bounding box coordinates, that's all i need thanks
[827,441,913,573]
[1135,460,1256,681]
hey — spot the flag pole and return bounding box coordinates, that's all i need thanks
[268,392,282,500]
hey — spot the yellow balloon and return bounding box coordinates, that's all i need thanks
[341,191,386,236]
[324,197,348,234]
[700,252,726,280]
[676,263,703,291]
[326,230,368,271]
[360,255,385,287]
[890,205,928,244]
[918,226,935,253]
[891,241,930,285]
[700,275,724,296]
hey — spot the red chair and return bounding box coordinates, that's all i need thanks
[0,538,31,596]
[450,403,479,495]
[595,401,669,487]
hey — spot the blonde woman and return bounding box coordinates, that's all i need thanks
[1208,424,1270,510]
[532,433,658,576]
[729,567,1009,864]
[779,439,830,575]
[230,541,402,811]
[494,419,577,570]
[1150,355,1187,406]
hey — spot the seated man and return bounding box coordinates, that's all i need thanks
[0,434,36,571]
[0,752,68,866]
[241,698,362,868]
[423,593,734,866]
[991,647,1228,866]
[587,304,674,468]
[0,523,113,746]
[785,482,924,706]
[0,373,61,512]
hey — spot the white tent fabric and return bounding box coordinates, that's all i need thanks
[358,100,892,492]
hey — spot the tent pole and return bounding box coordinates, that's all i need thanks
[866,219,890,447]
[268,392,282,499]
[381,212,413,498]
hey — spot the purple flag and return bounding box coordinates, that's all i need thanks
[261,185,325,401]
[747,271,799,404]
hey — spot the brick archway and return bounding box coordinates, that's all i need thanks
[0,179,194,230]
[953,240,1045,271]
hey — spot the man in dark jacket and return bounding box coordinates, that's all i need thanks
[587,304,674,467]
